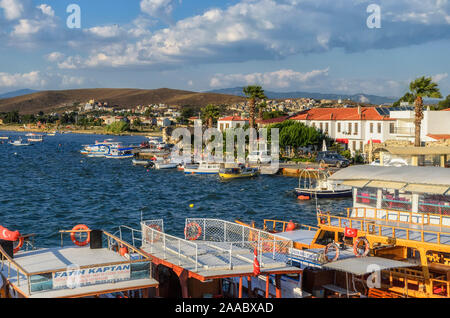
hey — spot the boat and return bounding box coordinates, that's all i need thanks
[132,159,151,167]
[27,135,44,143]
[105,147,134,159]
[184,161,221,175]
[0,225,158,298]
[153,158,179,170]
[9,138,32,146]
[0,136,8,140]
[219,164,260,180]
[246,165,450,298]
[294,168,352,199]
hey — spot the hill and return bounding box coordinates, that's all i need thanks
[207,87,398,105]
[0,88,246,114]
[0,89,39,99]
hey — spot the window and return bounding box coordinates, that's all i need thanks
[389,123,395,134]
[356,188,378,207]
[325,123,329,133]
[381,189,413,212]
[352,141,356,151]
[312,122,316,128]
[348,123,352,135]
[377,123,382,134]
[370,123,374,134]
[360,141,363,151]
[354,123,358,135]
[418,194,450,215]
[338,122,341,133]
[320,123,323,131]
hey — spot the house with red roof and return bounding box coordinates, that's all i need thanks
[217,115,249,132]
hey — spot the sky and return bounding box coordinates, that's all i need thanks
[0,0,449,98]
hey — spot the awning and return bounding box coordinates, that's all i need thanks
[336,139,349,144]
[366,180,407,190]
[403,184,450,195]
[323,257,416,276]
[341,180,370,188]
[368,140,381,144]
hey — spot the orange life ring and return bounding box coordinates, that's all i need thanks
[184,222,202,241]
[13,236,24,254]
[353,237,370,258]
[70,224,90,247]
[297,195,310,201]
[324,242,340,262]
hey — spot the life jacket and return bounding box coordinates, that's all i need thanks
[0,226,20,242]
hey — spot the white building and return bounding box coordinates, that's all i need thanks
[217,116,249,132]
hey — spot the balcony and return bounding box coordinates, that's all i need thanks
[390,127,414,136]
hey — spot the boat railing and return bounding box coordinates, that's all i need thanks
[346,207,450,228]
[1,230,153,296]
[141,219,293,272]
[317,212,450,247]
[263,220,319,233]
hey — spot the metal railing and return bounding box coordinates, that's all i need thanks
[0,230,153,297]
[140,219,294,272]
[317,212,450,246]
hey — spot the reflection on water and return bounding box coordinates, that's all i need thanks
[0,132,352,247]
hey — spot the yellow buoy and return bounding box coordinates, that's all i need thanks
[189,204,194,208]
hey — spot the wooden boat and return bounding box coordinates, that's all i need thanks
[248,165,450,298]
[219,164,259,180]
[294,168,352,199]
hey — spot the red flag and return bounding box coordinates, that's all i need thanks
[345,227,358,238]
[0,226,20,242]
[253,247,261,276]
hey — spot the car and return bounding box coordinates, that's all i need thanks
[316,151,350,168]
[247,151,272,164]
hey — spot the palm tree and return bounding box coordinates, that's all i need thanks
[408,77,442,147]
[258,101,268,120]
[201,104,220,128]
[243,86,267,128]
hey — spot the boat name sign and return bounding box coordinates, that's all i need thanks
[52,264,131,289]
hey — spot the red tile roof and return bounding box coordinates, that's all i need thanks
[256,116,290,125]
[442,108,450,111]
[218,116,248,121]
[427,134,450,140]
[290,107,394,121]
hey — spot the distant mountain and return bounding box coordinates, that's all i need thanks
[207,87,398,105]
[0,88,245,114]
[0,89,39,99]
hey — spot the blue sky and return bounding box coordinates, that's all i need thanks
[0,0,449,99]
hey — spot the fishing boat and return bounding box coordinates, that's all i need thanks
[9,138,32,147]
[184,161,221,175]
[0,225,158,298]
[219,164,260,180]
[246,165,450,298]
[105,147,134,159]
[294,168,352,199]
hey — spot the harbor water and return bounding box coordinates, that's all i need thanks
[0,132,352,247]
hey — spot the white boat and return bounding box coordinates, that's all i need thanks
[27,135,44,142]
[0,136,8,140]
[9,138,32,146]
[294,169,352,199]
[132,159,150,167]
[105,147,134,159]
[184,161,221,175]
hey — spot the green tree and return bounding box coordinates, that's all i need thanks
[437,95,450,110]
[258,101,267,120]
[407,76,442,147]
[105,121,130,134]
[243,86,266,128]
[4,111,20,124]
[392,92,415,107]
[201,104,221,128]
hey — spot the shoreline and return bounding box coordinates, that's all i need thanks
[0,125,163,137]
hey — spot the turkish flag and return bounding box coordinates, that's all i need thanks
[0,226,20,241]
[345,227,358,238]
[253,247,261,276]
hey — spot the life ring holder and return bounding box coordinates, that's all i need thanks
[145,225,162,243]
[70,224,90,247]
[324,242,340,262]
[184,222,202,241]
[353,237,370,258]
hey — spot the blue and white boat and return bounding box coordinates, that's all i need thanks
[105,147,134,159]
[9,138,32,147]
[294,169,352,199]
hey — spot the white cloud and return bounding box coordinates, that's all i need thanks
[140,0,177,21]
[0,71,45,88]
[37,4,54,17]
[0,0,25,20]
[433,73,448,83]
[210,68,330,89]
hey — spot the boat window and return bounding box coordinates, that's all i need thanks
[315,230,335,246]
[381,189,413,212]
[356,187,377,207]
[418,194,450,215]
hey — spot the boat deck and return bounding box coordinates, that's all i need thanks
[273,230,317,246]
[326,215,450,245]
[141,240,301,279]
[0,247,158,298]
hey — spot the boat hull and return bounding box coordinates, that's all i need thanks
[294,188,353,199]
[219,172,259,180]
